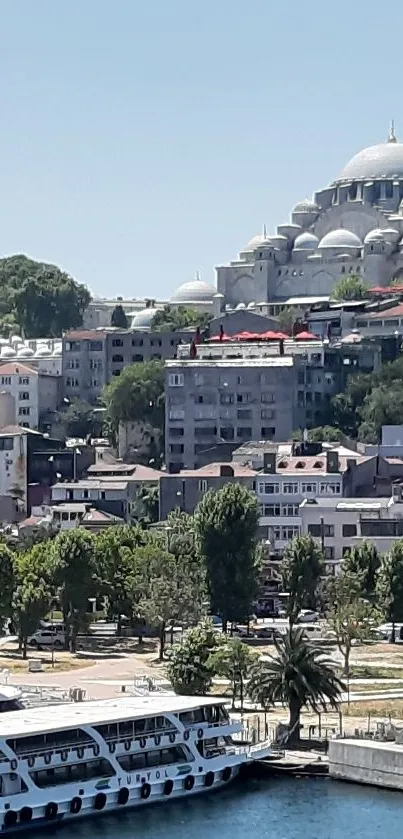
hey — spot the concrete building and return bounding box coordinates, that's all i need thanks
[299,492,403,568]
[164,338,338,470]
[0,362,63,431]
[50,479,137,521]
[159,462,257,519]
[62,327,193,404]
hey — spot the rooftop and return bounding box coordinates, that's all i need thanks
[167,462,257,478]
[52,480,129,491]
[167,356,295,370]
[366,304,403,319]
[0,695,219,738]
[0,362,37,376]
[300,497,394,511]
[0,425,43,437]
[64,331,107,340]
[174,340,323,363]
[87,462,163,480]
[258,454,368,476]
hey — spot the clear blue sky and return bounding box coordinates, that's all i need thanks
[0,0,401,300]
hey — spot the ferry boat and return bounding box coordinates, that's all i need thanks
[0,695,269,831]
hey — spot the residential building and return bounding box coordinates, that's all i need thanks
[62,328,192,404]
[0,363,39,429]
[164,338,334,470]
[299,491,403,569]
[50,479,136,520]
[159,462,257,519]
[50,503,124,532]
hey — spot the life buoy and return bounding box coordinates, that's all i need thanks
[44,753,52,765]
[169,732,176,744]
[27,756,35,768]
[163,779,173,796]
[109,742,116,754]
[3,810,17,828]
[139,738,146,749]
[154,734,161,746]
[93,744,100,756]
[124,739,131,752]
[70,797,82,814]
[184,730,190,741]
[61,751,68,762]
[140,782,151,800]
[197,728,203,739]
[184,775,195,791]
[205,771,214,787]
[10,759,17,771]
[118,787,129,805]
[19,807,33,823]
[222,766,232,782]
[77,748,84,759]
[93,792,107,811]
[45,802,58,821]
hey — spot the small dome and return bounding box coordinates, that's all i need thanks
[382,227,400,242]
[318,229,361,250]
[131,307,159,329]
[364,229,385,243]
[247,301,256,308]
[10,334,22,344]
[170,279,216,305]
[293,199,319,214]
[17,347,34,358]
[0,347,14,358]
[35,346,51,357]
[243,233,267,252]
[294,232,319,250]
[236,302,246,309]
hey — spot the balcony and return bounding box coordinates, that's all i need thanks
[169,409,185,421]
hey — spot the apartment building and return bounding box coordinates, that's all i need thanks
[299,490,403,569]
[164,338,333,471]
[62,328,191,404]
[159,462,257,519]
[0,363,39,429]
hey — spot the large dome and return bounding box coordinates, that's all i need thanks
[318,229,361,250]
[337,139,403,182]
[293,232,319,250]
[131,307,159,329]
[170,279,216,305]
[292,199,319,214]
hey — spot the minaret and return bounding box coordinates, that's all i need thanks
[388,120,398,144]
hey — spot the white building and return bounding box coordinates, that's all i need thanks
[299,492,403,569]
[0,363,39,429]
[0,425,29,520]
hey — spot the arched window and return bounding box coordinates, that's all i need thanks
[112,354,124,363]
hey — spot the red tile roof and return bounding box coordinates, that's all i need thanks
[64,331,107,340]
[173,462,257,478]
[367,304,403,319]
[0,362,37,375]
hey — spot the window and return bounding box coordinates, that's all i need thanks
[195,426,216,437]
[132,338,144,347]
[220,393,234,404]
[301,482,317,493]
[65,341,80,352]
[261,392,275,403]
[132,354,144,362]
[283,483,299,494]
[199,479,208,492]
[91,379,99,388]
[66,377,79,388]
[324,546,335,560]
[387,319,399,327]
[343,523,357,537]
[19,376,30,385]
[261,427,275,438]
[283,504,299,517]
[237,409,252,420]
[169,427,184,437]
[308,523,334,537]
[83,490,89,500]
[169,373,184,387]
[194,373,205,386]
[18,407,30,416]
[263,504,281,517]
[0,437,13,451]
[195,393,216,405]
[112,370,121,377]
[169,443,184,454]
[319,483,341,494]
[220,426,234,440]
[150,339,162,347]
[237,393,252,403]
[298,372,305,385]
[66,359,80,370]
[90,359,102,370]
[1,377,11,385]
[236,375,243,385]
[261,409,275,420]
[90,341,103,352]
[112,354,124,363]
[258,482,279,495]
[237,427,252,439]
[112,338,123,347]
[275,526,300,541]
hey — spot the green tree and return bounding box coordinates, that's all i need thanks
[111,304,128,329]
[327,571,378,677]
[95,526,148,635]
[167,620,219,694]
[281,535,324,625]
[162,510,207,626]
[195,484,260,630]
[63,399,99,439]
[306,425,343,443]
[209,638,256,709]
[151,305,210,332]
[332,275,369,301]
[103,360,165,459]
[6,258,90,338]
[52,530,98,651]
[13,545,56,658]
[247,627,344,743]
[0,542,16,626]
[135,545,180,660]
[358,382,403,442]
[276,306,303,335]
[133,484,160,524]
[342,542,380,599]
[376,543,403,642]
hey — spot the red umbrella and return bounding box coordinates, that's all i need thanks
[260,330,284,340]
[209,333,232,342]
[234,331,261,340]
[275,331,290,340]
[294,330,320,341]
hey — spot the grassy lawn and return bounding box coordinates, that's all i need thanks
[0,646,95,674]
[347,665,403,680]
[343,699,403,719]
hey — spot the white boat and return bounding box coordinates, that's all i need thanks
[0,694,269,831]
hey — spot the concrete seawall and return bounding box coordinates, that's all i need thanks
[329,739,403,791]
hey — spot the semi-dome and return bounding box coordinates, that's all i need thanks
[337,137,403,182]
[318,229,361,250]
[35,346,51,357]
[17,347,34,358]
[364,229,385,244]
[293,199,319,214]
[131,307,159,329]
[170,279,216,305]
[293,231,319,250]
[0,347,14,358]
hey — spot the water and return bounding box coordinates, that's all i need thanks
[27,778,403,839]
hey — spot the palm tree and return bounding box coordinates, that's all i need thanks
[248,627,344,743]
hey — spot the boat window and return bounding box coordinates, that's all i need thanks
[147,750,160,767]
[118,720,134,738]
[31,759,115,789]
[0,776,28,796]
[9,728,90,754]
[94,723,118,739]
[116,746,191,772]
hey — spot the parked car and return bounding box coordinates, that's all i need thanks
[297,610,320,623]
[28,628,65,649]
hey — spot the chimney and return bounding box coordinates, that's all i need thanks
[326,450,339,474]
[263,452,276,474]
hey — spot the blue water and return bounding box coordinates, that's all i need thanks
[28,778,403,839]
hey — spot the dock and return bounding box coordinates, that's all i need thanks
[256,749,329,777]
